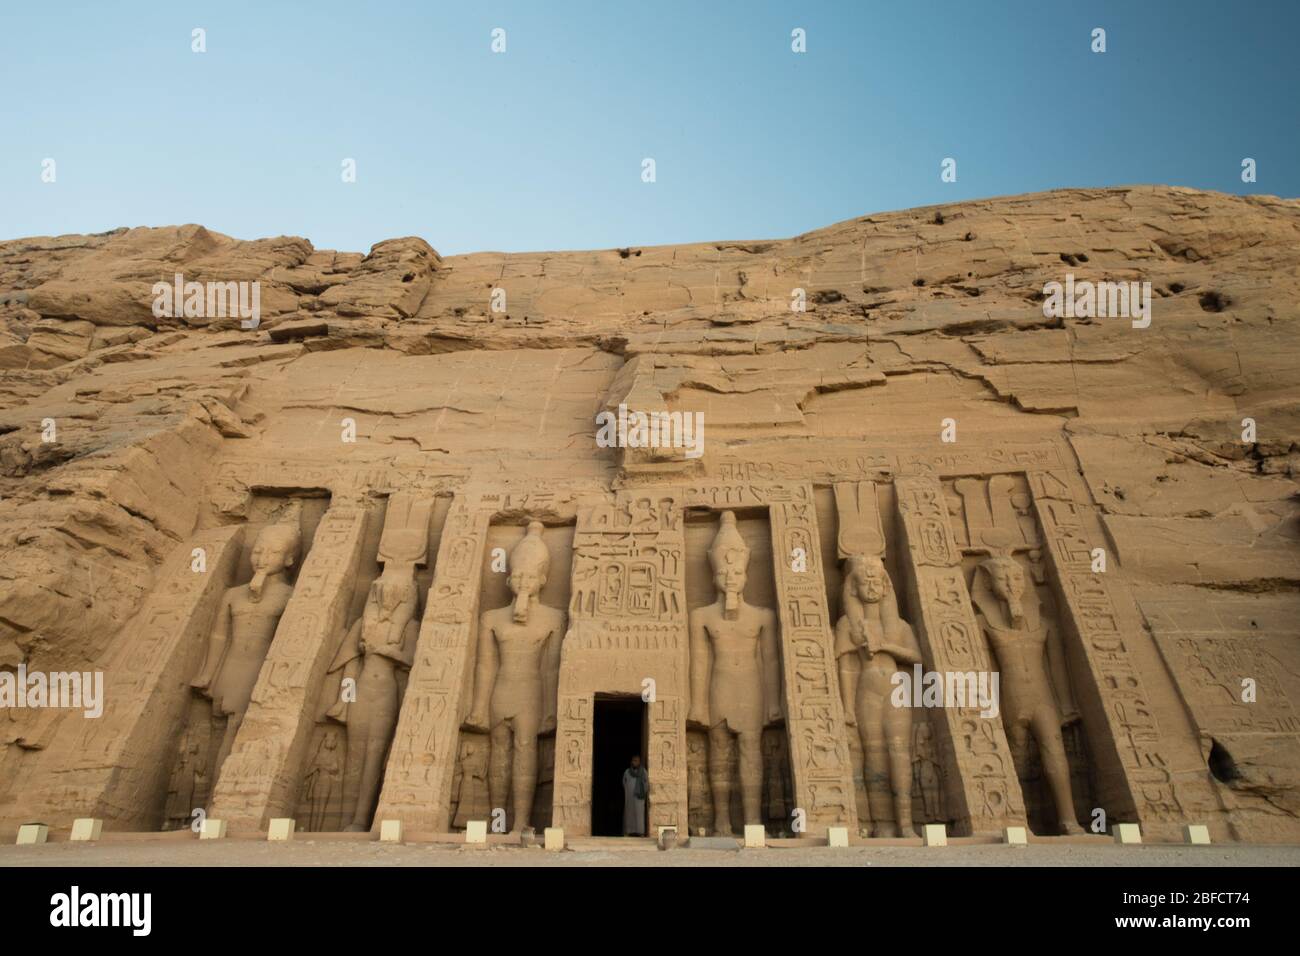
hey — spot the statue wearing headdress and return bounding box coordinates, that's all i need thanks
[688,511,782,835]
[464,521,567,833]
[834,555,922,836]
[971,554,1085,834]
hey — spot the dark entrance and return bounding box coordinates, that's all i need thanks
[591,695,648,836]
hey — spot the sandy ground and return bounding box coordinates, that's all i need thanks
[3,839,1297,867]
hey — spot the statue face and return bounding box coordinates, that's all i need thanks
[714,553,748,596]
[248,526,296,600]
[508,561,546,623]
[987,559,1025,601]
[853,560,887,603]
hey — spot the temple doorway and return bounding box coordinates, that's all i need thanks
[591,695,648,836]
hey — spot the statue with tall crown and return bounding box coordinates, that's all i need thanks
[971,551,1086,835]
[833,554,923,836]
[464,521,567,833]
[688,511,782,835]
[191,502,302,777]
[324,493,431,831]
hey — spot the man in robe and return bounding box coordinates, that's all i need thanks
[622,754,648,836]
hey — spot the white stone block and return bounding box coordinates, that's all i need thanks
[267,818,295,841]
[466,820,488,844]
[199,818,227,840]
[922,823,948,847]
[1183,824,1211,845]
[1004,826,1028,846]
[544,827,564,851]
[827,826,849,847]
[743,824,766,848]
[379,819,404,843]
[70,818,103,842]
[16,824,48,845]
[1113,823,1142,845]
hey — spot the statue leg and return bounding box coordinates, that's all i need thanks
[488,721,512,826]
[340,717,367,829]
[707,724,735,835]
[349,680,399,831]
[859,681,896,837]
[882,683,914,837]
[1031,707,1084,834]
[737,730,763,827]
[510,711,541,833]
[212,710,243,782]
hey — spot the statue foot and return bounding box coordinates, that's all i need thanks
[1060,820,1086,836]
[873,823,900,838]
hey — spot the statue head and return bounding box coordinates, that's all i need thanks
[708,511,749,613]
[845,554,889,605]
[369,566,417,621]
[507,521,551,623]
[979,555,1027,623]
[248,519,300,601]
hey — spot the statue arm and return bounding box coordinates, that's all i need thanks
[834,618,859,726]
[687,613,710,727]
[540,615,566,734]
[191,594,232,690]
[761,609,783,725]
[880,622,923,666]
[466,615,496,729]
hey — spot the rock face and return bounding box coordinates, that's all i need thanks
[0,185,1296,843]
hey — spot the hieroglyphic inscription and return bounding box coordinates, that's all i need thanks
[372,496,491,832]
[768,484,858,832]
[894,476,1027,835]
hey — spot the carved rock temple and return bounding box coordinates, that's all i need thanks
[0,186,1297,843]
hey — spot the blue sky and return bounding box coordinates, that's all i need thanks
[2,1,1296,255]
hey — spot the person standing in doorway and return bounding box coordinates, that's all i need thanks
[622,755,649,836]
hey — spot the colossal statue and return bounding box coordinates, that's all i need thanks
[834,554,922,837]
[688,511,782,835]
[971,554,1086,835]
[190,509,301,777]
[464,521,567,833]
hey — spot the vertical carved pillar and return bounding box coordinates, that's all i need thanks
[1028,470,1225,839]
[209,500,370,830]
[7,527,244,831]
[894,476,1027,835]
[553,496,689,836]
[769,483,858,834]
[372,496,490,832]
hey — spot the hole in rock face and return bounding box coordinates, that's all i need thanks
[933,211,945,225]
[912,278,926,287]
[1208,738,1241,783]
[1169,282,1185,294]
[1077,253,1089,263]
[1060,253,1078,266]
[1199,290,1230,312]
[963,231,974,241]
[617,248,631,259]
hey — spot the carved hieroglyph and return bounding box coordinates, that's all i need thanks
[894,476,1028,835]
[208,500,371,830]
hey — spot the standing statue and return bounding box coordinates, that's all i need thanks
[323,492,430,831]
[190,509,301,777]
[688,511,782,835]
[464,521,567,833]
[325,565,420,830]
[833,555,923,837]
[971,555,1085,835]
